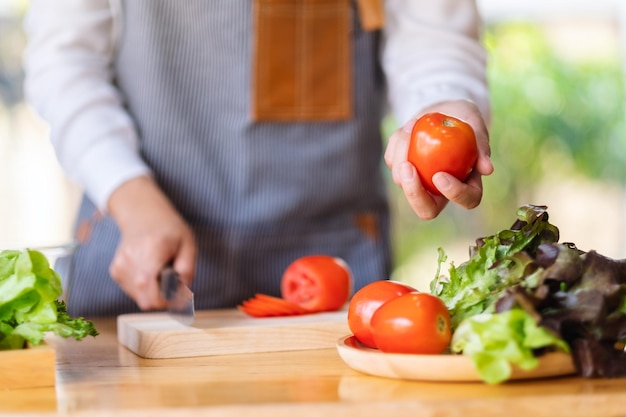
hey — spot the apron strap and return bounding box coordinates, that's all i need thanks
[356,0,385,30]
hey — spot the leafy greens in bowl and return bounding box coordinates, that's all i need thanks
[431,204,626,383]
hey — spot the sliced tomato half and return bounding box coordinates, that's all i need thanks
[237,255,353,318]
[280,255,352,312]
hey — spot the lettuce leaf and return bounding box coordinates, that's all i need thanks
[451,309,569,384]
[431,204,560,330]
[0,249,98,350]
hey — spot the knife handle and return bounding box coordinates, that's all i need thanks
[158,266,180,301]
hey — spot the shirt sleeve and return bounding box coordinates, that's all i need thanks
[382,0,491,125]
[22,0,151,212]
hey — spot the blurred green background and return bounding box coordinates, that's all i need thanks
[1,2,625,289]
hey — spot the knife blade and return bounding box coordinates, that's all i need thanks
[159,266,195,326]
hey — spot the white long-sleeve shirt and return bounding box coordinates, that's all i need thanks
[23,0,489,212]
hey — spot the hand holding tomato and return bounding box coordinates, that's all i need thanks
[383,99,493,220]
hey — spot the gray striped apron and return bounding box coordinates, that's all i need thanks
[64,0,391,317]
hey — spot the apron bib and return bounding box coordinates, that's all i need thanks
[65,0,391,316]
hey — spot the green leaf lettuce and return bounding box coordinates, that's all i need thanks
[451,309,569,384]
[0,249,98,350]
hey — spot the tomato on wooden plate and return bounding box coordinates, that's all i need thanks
[347,280,416,348]
[408,112,478,195]
[370,292,451,354]
[281,255,352,312]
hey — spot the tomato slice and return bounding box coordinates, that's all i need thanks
[280,255,352,312]
[237,304,271,317]
[253,294,310,315]
[238,294,310,317]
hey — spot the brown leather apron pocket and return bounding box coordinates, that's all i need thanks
[252,0,352,121]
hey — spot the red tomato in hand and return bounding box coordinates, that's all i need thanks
[281,255,352,312]
[408,112,478,195]
[370,292,451,354]
[347,280,416,348]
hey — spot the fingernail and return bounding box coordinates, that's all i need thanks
[402,120,415,134]
[433,173,451,191]
[400,162,415,182]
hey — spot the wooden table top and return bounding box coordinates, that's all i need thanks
[1,316,625,417]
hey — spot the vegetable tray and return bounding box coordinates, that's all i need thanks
[117,309,349,359]
[0,343,56,389]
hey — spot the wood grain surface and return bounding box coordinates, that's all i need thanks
[0,343,56,389]
[117,309,350,358]
[2,316,625,416]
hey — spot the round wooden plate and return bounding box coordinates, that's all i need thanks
[336,335,576,382]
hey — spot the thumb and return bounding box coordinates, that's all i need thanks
[173,233,197,286]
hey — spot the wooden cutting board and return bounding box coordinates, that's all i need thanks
[117,309,349,359]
